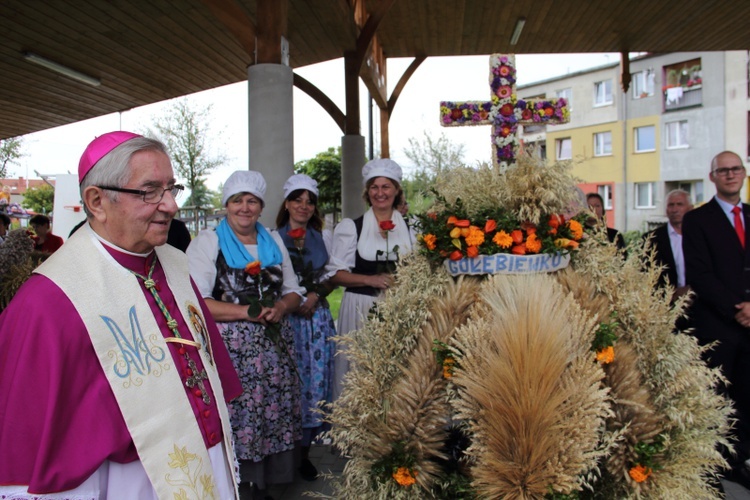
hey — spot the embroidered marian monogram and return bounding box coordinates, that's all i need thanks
[101,305,168,386]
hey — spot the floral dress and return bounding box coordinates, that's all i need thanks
[280,225,336,442]
[212,251,302,462]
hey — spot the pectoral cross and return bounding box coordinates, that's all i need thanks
[440,54,570,169]
[185,356,211,405]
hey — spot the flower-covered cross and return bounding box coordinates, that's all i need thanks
[440,54,570,169]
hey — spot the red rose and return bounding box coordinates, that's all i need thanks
[287,227,306,240]
[244,260,261,276]
[379,220,396,231]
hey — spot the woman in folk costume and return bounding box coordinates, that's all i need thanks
[274,173,337,481]
[187,170,303,498]
[328,159,416,401]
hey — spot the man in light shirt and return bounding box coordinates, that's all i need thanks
[643,189,693,302]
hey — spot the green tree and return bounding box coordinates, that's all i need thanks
[401,131,466,212]
[0,137,25,178]
[295,147,342,222]
[403,130,465,181]
[22,184,54,214]
[149,99,227,208]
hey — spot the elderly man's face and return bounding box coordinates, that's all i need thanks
[102,150,178,253]
[665,193,692,227]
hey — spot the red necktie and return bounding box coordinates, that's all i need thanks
[733,206,745,249]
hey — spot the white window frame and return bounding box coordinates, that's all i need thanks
[634,125,656,153]
[635,182,656,209]
[555,137,572,160]
[632,69,655,98]
[594,80,613,106]
[594,131,612,156]
[556,88,572,111]
[666,120,689,149]
[597,185,613,210]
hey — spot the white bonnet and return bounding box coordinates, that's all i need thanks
[283,173,319,199]
[362,158,403,185]
[222,170,266,206]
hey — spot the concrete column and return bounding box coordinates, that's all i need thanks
[341,134,366,220]
[248,64,294,226]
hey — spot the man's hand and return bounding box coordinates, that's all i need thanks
[734,301,750,327]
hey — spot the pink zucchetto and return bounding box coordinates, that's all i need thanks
[78,131,141,184]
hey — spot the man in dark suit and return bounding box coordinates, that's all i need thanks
[643,189,693,300]
[683,150,750,485]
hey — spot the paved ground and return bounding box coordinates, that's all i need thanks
[250,444,750,500]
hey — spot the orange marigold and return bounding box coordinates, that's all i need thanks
[421,233,437,250]
[466,245,479,258]
[596,346,615,364]
[525,233,542,253]
[443,357,455,379]
[493,230,513,249]
[465,226,485,247]
[567,219,584,240]
[393,467,418,487]
[628,464,651,483]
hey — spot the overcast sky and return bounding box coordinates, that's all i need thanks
[13,53,619,190]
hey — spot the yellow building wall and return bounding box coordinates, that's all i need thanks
[626,116,660,183]
[546,122,623,183]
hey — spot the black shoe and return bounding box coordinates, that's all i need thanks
[298,458,318,481]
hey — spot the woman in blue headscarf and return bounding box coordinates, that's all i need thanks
[187,170,304,498]
[275,173,336,482]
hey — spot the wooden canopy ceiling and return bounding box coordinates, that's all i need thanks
[2,0,750,140]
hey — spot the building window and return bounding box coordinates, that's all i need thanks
[635,182,656,208]
[556,138,572,160]
[597,185,613,210]
[632,69,655,98]
[634,126,656,153]
[663,58,702,110]
[594,131,612,156]
[594,80,613,106]
[556,88,572,111]
[666,120,689,149]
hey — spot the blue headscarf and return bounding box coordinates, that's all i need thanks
[216,218,282,269]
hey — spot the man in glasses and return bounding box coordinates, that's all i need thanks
[0,132,242,499]
[683,150,750,488]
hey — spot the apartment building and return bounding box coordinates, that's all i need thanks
[519,51,750,232]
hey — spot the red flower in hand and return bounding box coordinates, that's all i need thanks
[287,227,306,240]
[244,260,261,276]
[379,220,396,231]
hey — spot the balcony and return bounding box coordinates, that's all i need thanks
[664,85,702,111]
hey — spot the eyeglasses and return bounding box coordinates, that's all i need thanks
[98,184,184,204]
[712,166,746,177]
